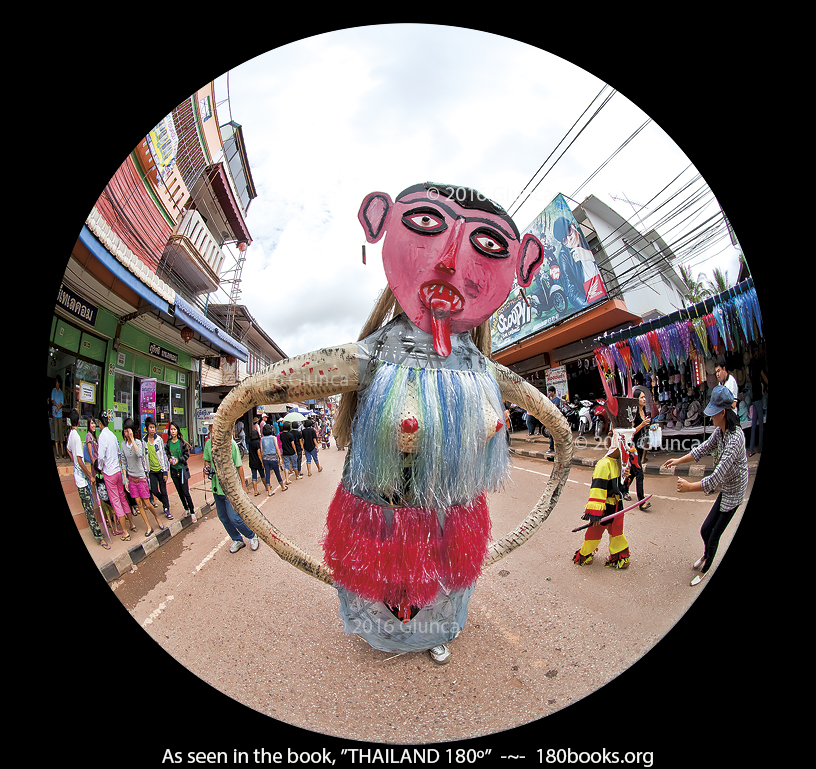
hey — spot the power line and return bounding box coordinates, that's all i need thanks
[570,118,652,200]
[508,86,617,219]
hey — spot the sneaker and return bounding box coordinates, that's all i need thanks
[429,644,451,665]
[229,540,246,554]
[693,555,705,570]
[250,535,259,551]
[690,572,707,586]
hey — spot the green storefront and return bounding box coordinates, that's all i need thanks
[49,286,196,448]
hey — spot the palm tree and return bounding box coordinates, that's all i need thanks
[706,267,731,296]
[678,264,712,303]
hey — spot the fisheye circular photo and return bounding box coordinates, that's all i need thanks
[48,22,768,759]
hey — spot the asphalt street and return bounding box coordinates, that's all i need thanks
[76,441,760,758]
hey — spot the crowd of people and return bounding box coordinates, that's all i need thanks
[63,382,752,589]
[61,402,338,556]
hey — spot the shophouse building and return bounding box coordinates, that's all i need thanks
[491,194,688,401]
[50,81,281,485]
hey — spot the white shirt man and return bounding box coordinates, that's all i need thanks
[714,362,738,411]
[97,420,122,477]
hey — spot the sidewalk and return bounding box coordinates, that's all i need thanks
[62,431,760,584]
[58,450,228,583]
[508,428,761,477]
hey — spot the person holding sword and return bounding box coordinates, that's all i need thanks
[662,385,749,586]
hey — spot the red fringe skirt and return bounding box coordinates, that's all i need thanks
[322,483,492,609]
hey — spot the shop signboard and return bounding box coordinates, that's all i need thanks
[140,378,157,439]
[545,365,569,404]
[490,193,608,353]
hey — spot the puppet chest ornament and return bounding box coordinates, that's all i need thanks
[210,183,573,663]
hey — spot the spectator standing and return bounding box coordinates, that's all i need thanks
[143,417,173,520]
[262,423,285,493]
[279,423,299,486]
[51,375,66,458]
[248,428,269,496]
[301,419,323,476]
[547,386,562,454]
[714,357,738,411]
[203,431,258,554]
[629,388,651,510]
[97,412,137,540]
[67,409,109,550]
[120,418,166,538]
[166,421,196,521]
[748,342,767,457]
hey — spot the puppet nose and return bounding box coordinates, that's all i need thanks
[436,219,466,275]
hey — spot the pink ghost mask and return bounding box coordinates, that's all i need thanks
[359,183,544,356]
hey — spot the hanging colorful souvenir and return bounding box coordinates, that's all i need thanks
[748,287,763,338]
[704,313,719,352]
[594,347,618,400]
[677,319,691,359]
[692,317,709,357]
[647,329,662,370]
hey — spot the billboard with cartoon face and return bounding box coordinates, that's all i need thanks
[491,193,607,352]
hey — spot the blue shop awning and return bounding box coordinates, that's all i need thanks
[174,295,248,362]
[80,223,248,362]
[79,224,171,315]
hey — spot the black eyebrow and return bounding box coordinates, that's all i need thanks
[398,196,517,241]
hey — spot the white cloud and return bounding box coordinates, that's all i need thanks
[210,25,741,355]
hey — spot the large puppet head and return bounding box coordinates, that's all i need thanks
[359,182,544,356]
[604,396,639,482]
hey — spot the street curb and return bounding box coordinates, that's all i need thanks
[98,501,216,583]
[509,447,758,477]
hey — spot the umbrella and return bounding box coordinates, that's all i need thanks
[281,412,307,423]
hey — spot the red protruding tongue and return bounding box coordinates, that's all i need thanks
[429,297,453,357]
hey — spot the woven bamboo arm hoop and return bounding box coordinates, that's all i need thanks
[486,361,573,566]
[209,349,572,584]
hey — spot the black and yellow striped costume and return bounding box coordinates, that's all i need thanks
[573,456,631,568]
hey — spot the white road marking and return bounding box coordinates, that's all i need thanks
[510,463,709,502]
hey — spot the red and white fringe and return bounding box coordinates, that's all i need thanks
[322,483,491,608]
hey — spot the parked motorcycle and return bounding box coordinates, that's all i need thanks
[591,397,610,441]
[561,397,582,432]
[577,399,593,438]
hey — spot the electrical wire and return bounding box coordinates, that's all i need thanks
[508,86,617,219]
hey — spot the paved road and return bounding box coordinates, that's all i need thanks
[80,443,761,758]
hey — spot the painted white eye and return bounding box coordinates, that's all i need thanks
[408,213,443,229]
[401,207,447,235]
[470,228,509,258]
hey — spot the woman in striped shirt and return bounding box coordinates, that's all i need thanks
[663,385,749,586]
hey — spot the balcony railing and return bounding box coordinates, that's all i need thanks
[160,208,226,296]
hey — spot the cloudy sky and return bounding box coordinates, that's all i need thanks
[204,25,742,357]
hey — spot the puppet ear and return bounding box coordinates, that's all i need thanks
[358,192,393,243]
[516,234,544,288]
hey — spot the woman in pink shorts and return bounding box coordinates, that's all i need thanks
[97,413,137,539]
[121,418,166,538]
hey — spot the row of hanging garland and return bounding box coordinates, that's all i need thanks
[593,283,762,399]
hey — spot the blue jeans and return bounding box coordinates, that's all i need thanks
[213,492,254,542]
[749,398,764,454]
[304,447,319,465]
[263,458,282,486]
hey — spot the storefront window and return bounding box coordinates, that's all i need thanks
[75,359,102,424]
[48,344,103,434]
[113,370,134,433]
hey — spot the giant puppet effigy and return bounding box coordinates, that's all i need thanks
[209,183,573,664]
